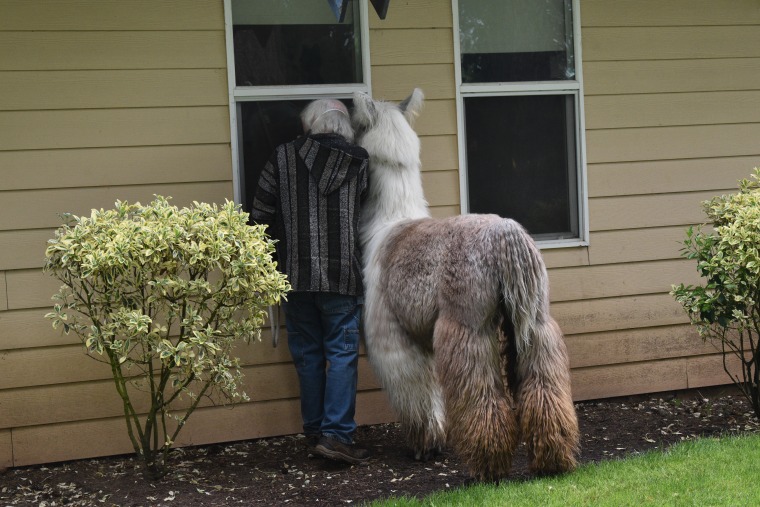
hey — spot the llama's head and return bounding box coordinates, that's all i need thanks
[351,89,424,170]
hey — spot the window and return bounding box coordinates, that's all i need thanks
[455,0,587,245]
[224,0,370,214]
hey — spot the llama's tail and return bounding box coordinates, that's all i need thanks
[498,219,580,474]
[497,219,550,357]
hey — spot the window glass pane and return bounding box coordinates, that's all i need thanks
[465,95,578,240]
[459,0,574,83]
[232,0,362,86]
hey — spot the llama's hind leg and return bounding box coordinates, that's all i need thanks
[434,317,518,481]
[515,318,579,474]
[366,321,446,460]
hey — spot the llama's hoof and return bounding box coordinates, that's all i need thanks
[412,446,442,462]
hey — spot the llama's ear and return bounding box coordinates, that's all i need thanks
[399,88,424,124]
[352,91,376,128]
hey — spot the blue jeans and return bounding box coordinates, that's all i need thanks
[283,292,362,444]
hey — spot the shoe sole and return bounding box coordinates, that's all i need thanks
[314,444,369,464]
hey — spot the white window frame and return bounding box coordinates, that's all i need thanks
[452,0,589,248]
[223,0,372,206]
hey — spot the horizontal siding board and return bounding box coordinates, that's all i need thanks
[583,26,760,62]
[370,28,453,66]
[582,0,760,27]
[587,124,760,164]
[542,247,589,269]
[0,359,380,428]
[0,145,233,192]
[422,170,460,207]
[0,69,228,111]
[0,229,52,270]
[0,181,233,232]
[552,293,689,336]
[588,226,690,265]
[0,309,78,351]
[430,205,460,218]
[369,0,452,29]
[0,107,230,151]
[571,359,688,400]
[0,429,10,470]
[687,354,742,389]
[549,259,701,303]
[372,64,455,101]
[588,157,756,198]
[566,324,712,369]
[589,190,721,232]
[414,99,457,136]
[0,273,6,311]
[421,135,458,171]
[0,31,225,71]
[585,91,760,130]
[11,390,394,466]
[0,0,224,31]
[583,58,760,96]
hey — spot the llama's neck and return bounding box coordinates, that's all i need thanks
[360,159,430,256]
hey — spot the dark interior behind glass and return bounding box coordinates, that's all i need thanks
[465,95,578,238]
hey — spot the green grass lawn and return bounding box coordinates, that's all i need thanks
[371,434,760,507]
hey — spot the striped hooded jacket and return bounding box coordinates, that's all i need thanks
[250,133,369,296]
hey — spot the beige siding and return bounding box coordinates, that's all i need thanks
[575,0,760,413]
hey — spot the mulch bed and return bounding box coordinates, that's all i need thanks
[2,387,758,506]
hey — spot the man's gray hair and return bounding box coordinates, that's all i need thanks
[301,99,354,142]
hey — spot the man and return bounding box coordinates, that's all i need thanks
[250,99,370,464]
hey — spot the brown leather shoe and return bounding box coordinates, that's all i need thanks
[314,435,370,464]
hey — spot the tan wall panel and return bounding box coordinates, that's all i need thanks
[0,309,78,351]
[0,0,223,30]
[0,107,230,151]
[369,0,452,29]
[0,429,11,470]
[552,293,689,336]
[542,247,589,269]
[372,64,455,101]
[422,170,460,207]
[11,390,394,466]
[583,26,760,62]
[0,144,232,192]
[421,135,458,171]
[370,28,453,66]
[0,69,227,111]
[571,359,688,400]
[587,124,760,164]
[583,59,760,96]
[582,0,760,27]
[0,181,233,232]
[687,354,742,389]
[588,226,690,265]
[549,259,701,303]
[0,229,53,270]
[0,273,6,311]
[0,359,380,429]
[585,91,760,129]
[430,205,460,219]
[589,190,721,232]
[588,157,757,198]
[567,324,712,369]
[414,99,457,136]
[0,31,225,71]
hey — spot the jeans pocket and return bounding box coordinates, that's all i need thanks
[344,328,360,352]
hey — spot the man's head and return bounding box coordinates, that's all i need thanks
[301,99,354,142]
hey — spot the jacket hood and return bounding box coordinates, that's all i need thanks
[297,134,369,196]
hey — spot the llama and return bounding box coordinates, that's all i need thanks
[352,89,579,481]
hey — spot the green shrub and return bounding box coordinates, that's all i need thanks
[672,169,760,418]
[44,196,290,478]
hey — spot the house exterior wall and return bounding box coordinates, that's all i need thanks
[1,0,758,467]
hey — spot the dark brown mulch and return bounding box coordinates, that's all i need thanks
[1,387,758,506]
